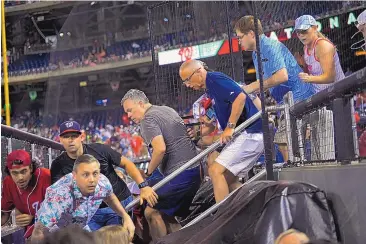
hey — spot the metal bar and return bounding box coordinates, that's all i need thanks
[48,148,52,168]
[125,111,262,211]
[253,2,274,180]
[2,0,11,126]
[290,67,366,118]
[183,169,267,229]
[350,98,359,158]
[31,144,36,160]
[1,125,64,150]
[296,119,306,163]
[7,138,12,154]
[284,92,294,162]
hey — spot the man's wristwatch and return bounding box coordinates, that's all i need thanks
[227,122,235,129]
[138,181,149,189]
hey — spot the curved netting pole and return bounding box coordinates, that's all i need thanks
[253,2,274,180]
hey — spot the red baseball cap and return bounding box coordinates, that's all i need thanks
[6,150,32,170]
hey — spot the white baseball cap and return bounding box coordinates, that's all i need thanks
[356,10,366,27]
[294,15,317,30]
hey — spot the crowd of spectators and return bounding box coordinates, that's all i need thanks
[6,109,151,162]
[4,0,42,7]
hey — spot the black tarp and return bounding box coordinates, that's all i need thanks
[157,180,338,244]
[179,179,215,226]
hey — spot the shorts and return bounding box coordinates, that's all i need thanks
[274,112,287,144]
[146,165,202,218]
[215,131,264,176]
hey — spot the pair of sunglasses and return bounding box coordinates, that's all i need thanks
[355,20,365,27]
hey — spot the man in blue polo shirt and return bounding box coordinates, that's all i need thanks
[234,15,315,162]
[179,60,264,203]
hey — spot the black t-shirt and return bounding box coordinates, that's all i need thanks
[50,143,131,204]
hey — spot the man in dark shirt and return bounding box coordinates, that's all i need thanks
[121,89,202,242]
[50,121,158,231]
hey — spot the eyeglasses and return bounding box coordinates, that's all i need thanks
[182,67,201,85]
[295,29,309,35]
[237,34,245,40]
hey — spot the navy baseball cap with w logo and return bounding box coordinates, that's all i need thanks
[59,121,81,136]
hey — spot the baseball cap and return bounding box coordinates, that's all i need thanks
[6,150,32,170]
[294,15,317,30]
[59,121,81,136]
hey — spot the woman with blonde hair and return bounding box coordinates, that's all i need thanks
[294,15,345,93]
[94,225,131,244]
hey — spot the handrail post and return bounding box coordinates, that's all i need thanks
[283,92,294,163]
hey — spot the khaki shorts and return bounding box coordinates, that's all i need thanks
[216,131,264,176]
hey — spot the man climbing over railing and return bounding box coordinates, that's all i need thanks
[121,89,203,242]
[179,59,264,203]
[1,150,51,242]
[234,15,316,162]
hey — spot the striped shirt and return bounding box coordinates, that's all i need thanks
[252,34,315,104]
[304,38,345,93]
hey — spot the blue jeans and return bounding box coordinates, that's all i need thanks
[88,195,134,231]
[146,166,202,217]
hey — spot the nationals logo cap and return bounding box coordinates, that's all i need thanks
[59,120,81,136]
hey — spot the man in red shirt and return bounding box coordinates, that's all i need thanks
[1,150,51,240]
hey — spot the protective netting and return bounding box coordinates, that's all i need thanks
[38,3,153,162]
[0,136,61,176]
[253,1,366,73]
[252,2,366,163]
[5,1,366,169]
[148,1,243,113]
[301,108,336,161]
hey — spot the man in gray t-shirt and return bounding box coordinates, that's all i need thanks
[121,89,202,242]
[140,105,199,175]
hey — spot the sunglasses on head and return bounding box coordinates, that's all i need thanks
[295,29,309,35]
[355,20,365,27]
[12,159,24,165]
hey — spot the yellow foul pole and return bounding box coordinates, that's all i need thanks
[1,0,10,126]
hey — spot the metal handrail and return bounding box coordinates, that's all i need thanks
[1,124,63,150]
[125,111,263,211]
[290,67,366,118]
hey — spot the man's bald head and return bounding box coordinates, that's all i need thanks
[275,229,310,244]
[179,60,204,75]
[179,60,207,90]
